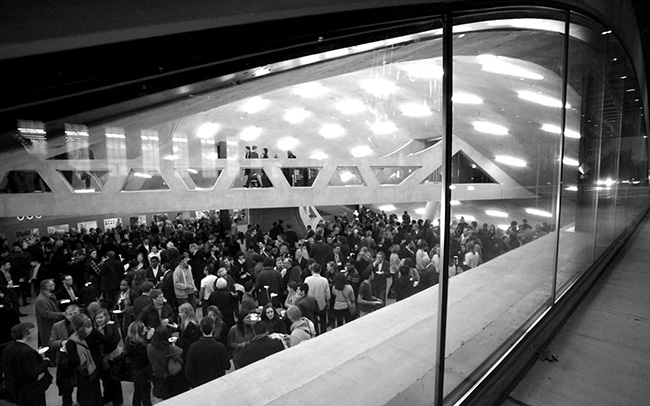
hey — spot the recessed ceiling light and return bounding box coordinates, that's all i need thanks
[379,205,396,211]
[467,186,475,191]
[450,200,461,205]
[293,82,328,98]
[320,124,345,139]
[525,208,553,218]
[453,93,483,104]
[360,78,398,97]
[518,91,570,108]
[485,210,509,217]
[310,151,328,160]
[278,137,299,151]
[399,103,433,117]
[284,108,310,124]
[196,122,220,139]
[397,61,443,79]
[240,97,269,114]
[163,155,178,161]
[495,155,526,167]
[369,121,398,135]
[335,99,366,114]
[351,145,372,157]
[563,157,579,166]
[240,126,262,141]
[540,124,581,139]
[473,121,508,135]
[478,54,544,80]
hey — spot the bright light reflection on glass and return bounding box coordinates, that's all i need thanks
[370,121,398,135]
[240,126,263,141]
[397,60,443,79]
[525,208,553,218]
[455,215,476,222]
[293,82,328,98]
[477,54,544,80]
[485,210,508,217]
[310,151,328,160]
[399,103,432,117]
[240,97,269,114]
[74,189,96,194]
[163,155,178,161]
[473,121,509,135]
[351,145,372,157]
[597,178,615,186]
[284,108,310,124]
[540,124,581,139]
[450,200,461,206]
[133,172,153,179]
[415,208,426,215]
[453,93,484,104]
[495,155,526,167]
[518,91,570,108]
[339,171,354,182]
[320,124,345,139]
[335,99,366,114]
[196,122,220,139]
[565,186,578,191]
[563,157,579,166]
[360,79,398,97]
[379,205,396,211]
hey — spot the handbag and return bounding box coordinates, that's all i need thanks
[346,299,358,318]
[167,354,183,376]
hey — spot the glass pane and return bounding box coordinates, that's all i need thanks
[122,169,169,191]
[329,167,365,187]
[0,171,52,193]
[232,168,273,188]
[446,13,566,400]
[58,170,109,193]
[180,168,222,190]
[372,166,420,185]
[282,167,320,187]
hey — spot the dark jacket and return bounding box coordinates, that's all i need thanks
[238,335,284,368]
[185,336,229,387]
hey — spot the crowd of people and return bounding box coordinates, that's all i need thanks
[0,207,555,405]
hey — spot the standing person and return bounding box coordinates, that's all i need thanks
[55,273,80,308]
[34,278,65,347]
[94,308,124,406]
[49,304,80,406]
[227,311,254,369]
[331,273,356,328]
[198,264,218,316]
[124,320,153,406]
[207,278,238,331]
[238,321,284,368]
[99,251,123,309]
[357,269,383,317]
[147,326,185,400]
[184,317,230,388]
[304,264,330,335]
[1,323,52,406]
[173,256,197,309]
[0,260,24,315]
[371,251,390,305]
[176,303,201,359]
[66,314,102,406]
[293,283,319,328]
[159,262,177,312]
[144,256,164,287]
[254,257,284,307]
[286,306,315,347]
[138,289,175,330]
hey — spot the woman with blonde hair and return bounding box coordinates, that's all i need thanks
[176,302,201,358]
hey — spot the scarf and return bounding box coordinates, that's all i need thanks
[69,333,97,377]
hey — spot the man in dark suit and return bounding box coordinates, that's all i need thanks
[309,234,332,268]
[132,281,154,319]
[254,258,284,307]
[0,260,25,316]
[138,289,175,330]
[99,251,123,309]
[144,256,164,287]
[48,304,80,406]
[184,317,229,387]
[1,323,52,406]
[33,279,65,347]
[54,274,79,310]
[371,251,390,304]
[188,243,207,291]
[238,321,284,368]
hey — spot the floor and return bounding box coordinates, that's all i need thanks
[501,213,650,406]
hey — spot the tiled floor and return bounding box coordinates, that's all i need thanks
[503,213,650,406]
